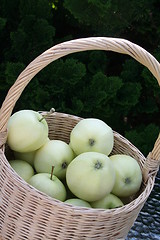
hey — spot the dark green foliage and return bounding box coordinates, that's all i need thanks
[15,58,86,112]
[63,0,153,36]
[125,124,160,156]
[0,0,160,156]
[120,59,143,83]
[19,0,52,20]
[0,17,6,31]
[88,51,109,74]
[81,73,123,117]
[10,16,55,62]
[4,62,25,87]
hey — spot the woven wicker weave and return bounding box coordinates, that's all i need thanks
[0,37,160,240]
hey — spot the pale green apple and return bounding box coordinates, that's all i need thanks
[14,138,50,167]
[90,193,124,209]
[9,159,34,182]
[28,173,66,201]
[65,198,91,208]
[66,152,115,202]
[61,179,76,199]
[14,150,36,167]
[110,154,142,197]
[7,110,48,152]
[70,118,114,156]
[34,140,74,179]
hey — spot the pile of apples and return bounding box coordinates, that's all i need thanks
[7,109,143,209]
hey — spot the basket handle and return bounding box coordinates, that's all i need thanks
[0,37,160,162]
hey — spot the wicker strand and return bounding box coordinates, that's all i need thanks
[150,133,160,160]
[143,152,160,182]
[0,130,7,148]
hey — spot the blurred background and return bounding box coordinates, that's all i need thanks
[1,0,160,157]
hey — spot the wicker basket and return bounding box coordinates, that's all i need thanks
[0,37,160,240]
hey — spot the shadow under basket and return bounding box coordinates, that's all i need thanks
[0,37,160,240]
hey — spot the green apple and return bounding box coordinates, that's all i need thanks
[70,118,114,156]
[65,198,91,208]
[110,154,142,197]
[14,150,36,167]
[90,193,124,209]
[66,152,115,202]
[7,110,48,152]
[9,159,34,182]
[14,138,50,167]
[34,140,74,179]
[28,172,66,201]
[61,179,76,199]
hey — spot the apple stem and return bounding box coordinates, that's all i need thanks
[39,108,55,122]
[50,166,54,180]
